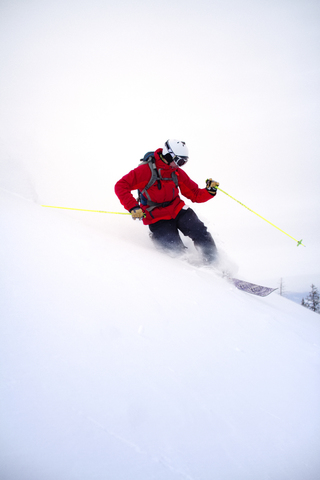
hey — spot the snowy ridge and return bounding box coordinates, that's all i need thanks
[1,188,320,480]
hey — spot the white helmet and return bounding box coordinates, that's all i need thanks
[162,139,189,167]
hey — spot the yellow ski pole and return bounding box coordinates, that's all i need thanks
[41,205,130,215]
[216,187,305,247]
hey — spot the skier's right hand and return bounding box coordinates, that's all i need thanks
[129,206,145,220]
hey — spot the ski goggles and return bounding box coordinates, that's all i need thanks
[165,141,189,167]
[172,155,189,167]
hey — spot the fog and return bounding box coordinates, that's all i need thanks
[1,0,319,287]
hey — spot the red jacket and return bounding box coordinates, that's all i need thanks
[114,148,214,225]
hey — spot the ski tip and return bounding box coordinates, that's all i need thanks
[230,277,278,297]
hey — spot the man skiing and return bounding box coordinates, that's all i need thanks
[114,139,219,264]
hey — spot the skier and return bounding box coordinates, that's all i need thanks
[114,139,219,264]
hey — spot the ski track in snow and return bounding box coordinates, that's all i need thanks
[87,416,197,480]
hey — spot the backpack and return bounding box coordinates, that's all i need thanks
[137,151,179,217]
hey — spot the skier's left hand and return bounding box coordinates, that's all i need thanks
[206,179,219,196]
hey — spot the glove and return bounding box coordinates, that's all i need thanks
[206,179,219,196]
[129,206,145,220]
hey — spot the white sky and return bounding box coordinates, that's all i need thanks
[1,0,319,285]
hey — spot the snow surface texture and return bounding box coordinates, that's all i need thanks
[1,180,320,480]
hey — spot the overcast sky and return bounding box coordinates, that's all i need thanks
[1,0,319,287]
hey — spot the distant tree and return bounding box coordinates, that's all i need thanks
[301,285,320,314]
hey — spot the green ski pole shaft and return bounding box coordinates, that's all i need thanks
[216,187,305,247]
[41,205,130,215]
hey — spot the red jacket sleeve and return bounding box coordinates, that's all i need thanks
[177,169,214,203]
[114,164,150,212]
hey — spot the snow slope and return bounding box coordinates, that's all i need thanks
[1,187,320,480]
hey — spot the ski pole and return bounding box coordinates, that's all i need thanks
[41,205,130,215]
[216,187,305,247]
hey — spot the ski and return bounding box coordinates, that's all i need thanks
[229,278,277,297]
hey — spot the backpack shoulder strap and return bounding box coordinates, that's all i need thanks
[171,171,179,187]
[139,153,161,202]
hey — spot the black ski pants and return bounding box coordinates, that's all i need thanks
[148,207,217,263]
